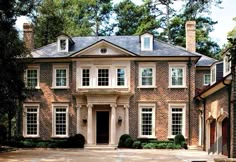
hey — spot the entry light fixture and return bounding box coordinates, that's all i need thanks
[118,116,122,123]
[82,118,87,124]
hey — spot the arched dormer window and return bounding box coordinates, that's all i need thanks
[140,32,153,51]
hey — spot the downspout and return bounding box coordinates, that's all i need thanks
[199,96,206,151]
[223,79,231,158]
[187,58,192,145]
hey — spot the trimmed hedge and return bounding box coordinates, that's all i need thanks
[174,134,185,145]
[118,134,133,148]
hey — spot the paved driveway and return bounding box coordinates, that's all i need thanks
[0,148,226,162]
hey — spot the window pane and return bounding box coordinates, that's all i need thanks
[141,108,153,136]
[82,69,90,86]
[55,108,67,135]
[172,108,183,135]
[204,74,210,85]
[56,69,67,86]
[117,69,125,86]
[60,40,66,50]
[171,68,183,86]
[144,37,150,49]
[26,107,38,135]
[27,69,38,87]
[141,68,153,86]
[98,69,109,86]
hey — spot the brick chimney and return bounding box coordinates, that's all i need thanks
[185,21,196,53]
[23,23,34,51]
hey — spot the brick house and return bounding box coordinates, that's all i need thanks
[22,21,219,149]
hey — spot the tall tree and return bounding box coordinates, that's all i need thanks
[0,0,33,139]
[114,0,159,35]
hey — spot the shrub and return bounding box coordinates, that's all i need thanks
[143,143,156,149]
[156,143,168,149]
[181,141,188,149]
[0,125,7,144]
[174,134,185,145]
[132,141,141,149]
[118,134,132,148]
[124,137,134,148]
[66,134,85,148]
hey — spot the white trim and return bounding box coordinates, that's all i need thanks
[168,103,186,138]
[52,103,69,138]
[52,64,69,89]
[168,63,186,88]
[138,103,156,138]
[96,66,110,87]
[223,55,231,77]
[57,36,69,52]
[138,62,156,88]
[25,65,40,89]
[211,65,216,85]
[81,67,91,88]
[23,103,40,138]
[140,33,153,51]
[203,74,210,86]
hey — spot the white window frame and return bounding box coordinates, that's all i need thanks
[52,64,69,89]
[52,103,69,138]
[138,103,156,138]
[211,65,216,85]
[141,33,153,51]
[25,65,40,89]
[203,74,210,86]
[96,66,110,87]
[116,67,126,87]
[138,63,156,88]
[57,37,69,52]
[168,63,186,88]
[223,55,231,77]
[168,103,186,138]
[81,68,91,87]
[23,103,40,138]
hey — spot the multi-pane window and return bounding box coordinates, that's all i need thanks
[211,66,216,84]
[53,65,69,88]
[82,69,90,86]
[171,108,183,135]
[98,69,109,86]
[53,105,68,137]
[139,104,155,138]
[168,104,186,138]
[26,69,38,88]
[56,69,67,86]
[204,74,210,85]
[144,37,150,49]
[23,104,39,137]
[169,64,186,88]
[117,68,125,86]
[141,68,153,86]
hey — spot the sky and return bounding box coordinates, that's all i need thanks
[16,0,236,47]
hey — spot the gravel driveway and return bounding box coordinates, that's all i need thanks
[0,148,226,162]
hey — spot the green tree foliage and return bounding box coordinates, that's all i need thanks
[0,0,33,139]
[228,17,236,38]
[114,0,159,35]
[34,0,112,48]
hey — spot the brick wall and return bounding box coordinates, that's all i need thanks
[195,69,210,89]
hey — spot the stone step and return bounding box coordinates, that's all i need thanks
[84,145,117,150]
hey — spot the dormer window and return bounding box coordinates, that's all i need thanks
[60,39,66,51]
[211,65,216,84]
[140,32,153,51]
[223,54,231,76]
[57,34,74,52]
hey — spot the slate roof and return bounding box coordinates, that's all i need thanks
[31,35,217,67]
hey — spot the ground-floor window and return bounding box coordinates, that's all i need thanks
[138,103,155,138]
[168,104,186,138]
[23,103,39,137]
[52,104,69,137]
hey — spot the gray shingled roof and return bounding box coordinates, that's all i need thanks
[31,35,217,66]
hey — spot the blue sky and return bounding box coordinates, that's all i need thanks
[16,0,236,47]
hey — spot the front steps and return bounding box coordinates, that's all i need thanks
[84,144,117,150]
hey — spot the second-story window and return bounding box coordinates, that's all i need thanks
[53,64,69,88]
[98,69,109,86]
[211,66,216,84]
[141,68,153,86]
[117,68,125,86]
[25,65,40,89]
[204,74,210,85]
[224,55,231,76]
[169,64,186,88]
[82,69,90,86]
[138,63,156,88]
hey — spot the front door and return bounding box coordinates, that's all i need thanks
[96,111,109,144]
[222,118,229,156]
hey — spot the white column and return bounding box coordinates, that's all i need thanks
[76,105,81,134]
[87,104,93,145]
[124,105,129,134]
[110,104,117,145]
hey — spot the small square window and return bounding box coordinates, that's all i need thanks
[204,74,210,85]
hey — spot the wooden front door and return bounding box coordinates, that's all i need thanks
[96,111,109,144]
[210,120,216,148]
[222,118,229,156]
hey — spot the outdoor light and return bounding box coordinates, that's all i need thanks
[118,116,122,123]
[82,118,87,124]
